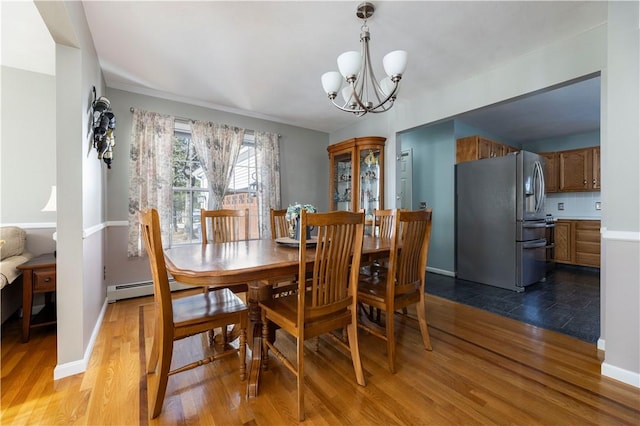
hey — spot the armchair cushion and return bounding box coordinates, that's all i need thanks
[0,227,33,289]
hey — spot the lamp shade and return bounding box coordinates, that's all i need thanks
[321,71,343,95]
[41,185,57,212]
[337,51,362,79]
[383,50,408,78]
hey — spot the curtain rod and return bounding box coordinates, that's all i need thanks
[129,107,280,137]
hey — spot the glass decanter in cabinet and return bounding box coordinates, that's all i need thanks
[328,136,386,216]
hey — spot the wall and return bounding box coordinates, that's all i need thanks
[104,88,329,287]
[0,66,56,225]
[36,0,108,379]
[600,1,640,387]
[398,121,455,274]
[331,16,640,387]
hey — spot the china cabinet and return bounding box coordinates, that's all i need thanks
[327,136,386,221]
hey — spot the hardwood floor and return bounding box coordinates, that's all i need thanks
[2,294,639,425]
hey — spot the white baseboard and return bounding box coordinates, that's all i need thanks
[53,297,108,380]
[601,362,640,388]
[106,280,192,302]
[426,267,455,277]
[597,337,605,351]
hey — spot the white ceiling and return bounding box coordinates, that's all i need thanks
[5,1,605,139]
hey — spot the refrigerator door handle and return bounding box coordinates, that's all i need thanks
[523,222,547,228]
[523,239,547,249]
[533,161,546,213]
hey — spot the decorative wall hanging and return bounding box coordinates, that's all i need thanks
[91,86,116,168]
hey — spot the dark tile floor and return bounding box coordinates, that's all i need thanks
[425,264,601,343]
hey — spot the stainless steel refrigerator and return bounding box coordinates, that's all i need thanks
[456,151,547,292]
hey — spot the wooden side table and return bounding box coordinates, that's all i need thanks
[17,253,57,342]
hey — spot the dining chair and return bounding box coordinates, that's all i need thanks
[269,208,289,239]
[361,208,396,321]
[268,208,299,292]
[200,208,249,294]
[139,209,248,419]
[259,210,366,421]
[201,208,249,244]
[357,208,433,373]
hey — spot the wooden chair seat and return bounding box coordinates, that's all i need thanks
[140,208,248,419]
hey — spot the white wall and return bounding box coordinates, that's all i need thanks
[331,16,640,387]
[36,1,108,379]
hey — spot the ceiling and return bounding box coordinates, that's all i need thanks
[6,1,605,139]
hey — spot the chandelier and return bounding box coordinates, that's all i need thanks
[321,2,407,116]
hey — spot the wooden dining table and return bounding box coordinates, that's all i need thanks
[163,236,391,397]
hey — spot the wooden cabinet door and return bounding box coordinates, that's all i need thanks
[540,152,559,193]
[477,138,493,159]
[559,148,591,191]
[574,220,600,267]
[592,147,601,190]
[553,221,573,263]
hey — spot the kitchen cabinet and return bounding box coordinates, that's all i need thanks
[558,146,600,192]
[553,221,573,263]
[553,219,600,267]
[574,220,601,267]
[328,136,386,219]
[540,152,559,193]
[456,135,519,163]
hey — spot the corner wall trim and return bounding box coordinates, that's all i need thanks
[601,228,640,242]
[601,362,640,388]
[53,297,108,380]
[83,222,107,239]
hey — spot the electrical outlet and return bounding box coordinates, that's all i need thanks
[595,201,602,210]
[558,202,565,211]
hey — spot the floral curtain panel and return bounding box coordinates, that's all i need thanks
[128,109,175,257]
[255,131,281,238]
[190,121,245,209]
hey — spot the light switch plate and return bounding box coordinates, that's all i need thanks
[595,201,602,210]
[558,202,565,210]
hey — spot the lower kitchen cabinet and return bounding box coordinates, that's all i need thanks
[553,219,600,267]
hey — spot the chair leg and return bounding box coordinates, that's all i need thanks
[149,336,173,419]
[261,315,269,371]
[346,321,366,386]
[416,297,433,351]
[239,321,247,381]
[147,321,160,373]
[297,335,305,422]
[386,306,396,374]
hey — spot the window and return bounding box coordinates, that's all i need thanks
[170,122,260,245]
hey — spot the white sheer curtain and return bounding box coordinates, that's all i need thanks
[255,131,281,238]
[190,121,245,209]
[127,109,175,257]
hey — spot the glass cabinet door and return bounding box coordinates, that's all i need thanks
[332,152,353,211]
[359,148,381,221]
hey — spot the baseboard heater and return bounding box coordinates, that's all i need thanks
[106,280,192,303]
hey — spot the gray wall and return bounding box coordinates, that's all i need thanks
[104,88,330,286]
[0,66,56,224]
[399,121,455,274]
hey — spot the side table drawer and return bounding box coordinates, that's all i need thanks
[33,269,56,291]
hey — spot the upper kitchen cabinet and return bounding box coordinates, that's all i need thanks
[328,136,386,219]
[558,146,600,192]
[540,152,559,193]
[456,135,519,163]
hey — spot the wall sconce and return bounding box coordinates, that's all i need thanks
[91,86,116,169]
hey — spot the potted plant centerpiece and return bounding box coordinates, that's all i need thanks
[286,202,317,240]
